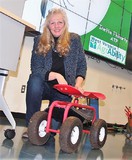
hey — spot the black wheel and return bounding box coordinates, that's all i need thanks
[4,129,15,139]
[90,119,107,149]
[59,116,83,153]
[28,111,50,145]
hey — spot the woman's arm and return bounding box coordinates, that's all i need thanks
[48,72,68,84]
[75,76,84,93]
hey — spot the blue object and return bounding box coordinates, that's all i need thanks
[89,98,99,119]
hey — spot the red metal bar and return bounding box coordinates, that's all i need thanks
[46,101,69,133]
[83,130,90,134]
[46,100,96,134]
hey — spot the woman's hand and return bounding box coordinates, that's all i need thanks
[75,86,84,93]
[75,76,84,93]
[49,72,68,84]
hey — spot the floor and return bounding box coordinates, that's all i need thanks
[0,116,132,160]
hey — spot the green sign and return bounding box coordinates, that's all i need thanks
[81,0,132,65]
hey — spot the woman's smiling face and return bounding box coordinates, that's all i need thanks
[48,13,65,37]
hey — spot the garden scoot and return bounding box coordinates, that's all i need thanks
[28,84,107,153]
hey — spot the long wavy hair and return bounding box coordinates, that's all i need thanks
[37,8,70,56]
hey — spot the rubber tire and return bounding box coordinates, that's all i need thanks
[59,116,83,153]
[90,119,107,149]
[4,129,15,140]
[28,111,50,145]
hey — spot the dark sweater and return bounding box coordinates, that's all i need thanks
[30,33,87,86]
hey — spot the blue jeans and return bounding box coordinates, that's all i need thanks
[25,74,72,127]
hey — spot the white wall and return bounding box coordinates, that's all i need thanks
[84,57,132,124]
[0,0,26,17]
[3,37,33,114]
[2,37,132,125]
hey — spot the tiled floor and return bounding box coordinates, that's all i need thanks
[0,116,132,160]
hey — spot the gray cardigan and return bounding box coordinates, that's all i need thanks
[30,33,87,86]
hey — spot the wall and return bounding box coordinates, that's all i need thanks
[3,37,132,125]
[84,56,132,124]
[0,0,26,17]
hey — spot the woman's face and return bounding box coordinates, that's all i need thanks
[48,13,65,37]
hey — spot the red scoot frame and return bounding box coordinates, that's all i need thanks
[28,84,107,153]
[46,84,106,134]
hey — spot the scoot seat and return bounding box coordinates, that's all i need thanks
[53,84,106,100]
[54,84,106,121]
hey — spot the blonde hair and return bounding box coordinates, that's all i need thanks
[37,8,70,56]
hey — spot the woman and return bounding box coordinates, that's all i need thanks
[23,8,87,138]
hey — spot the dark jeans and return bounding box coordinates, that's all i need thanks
[25,74,72,127]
